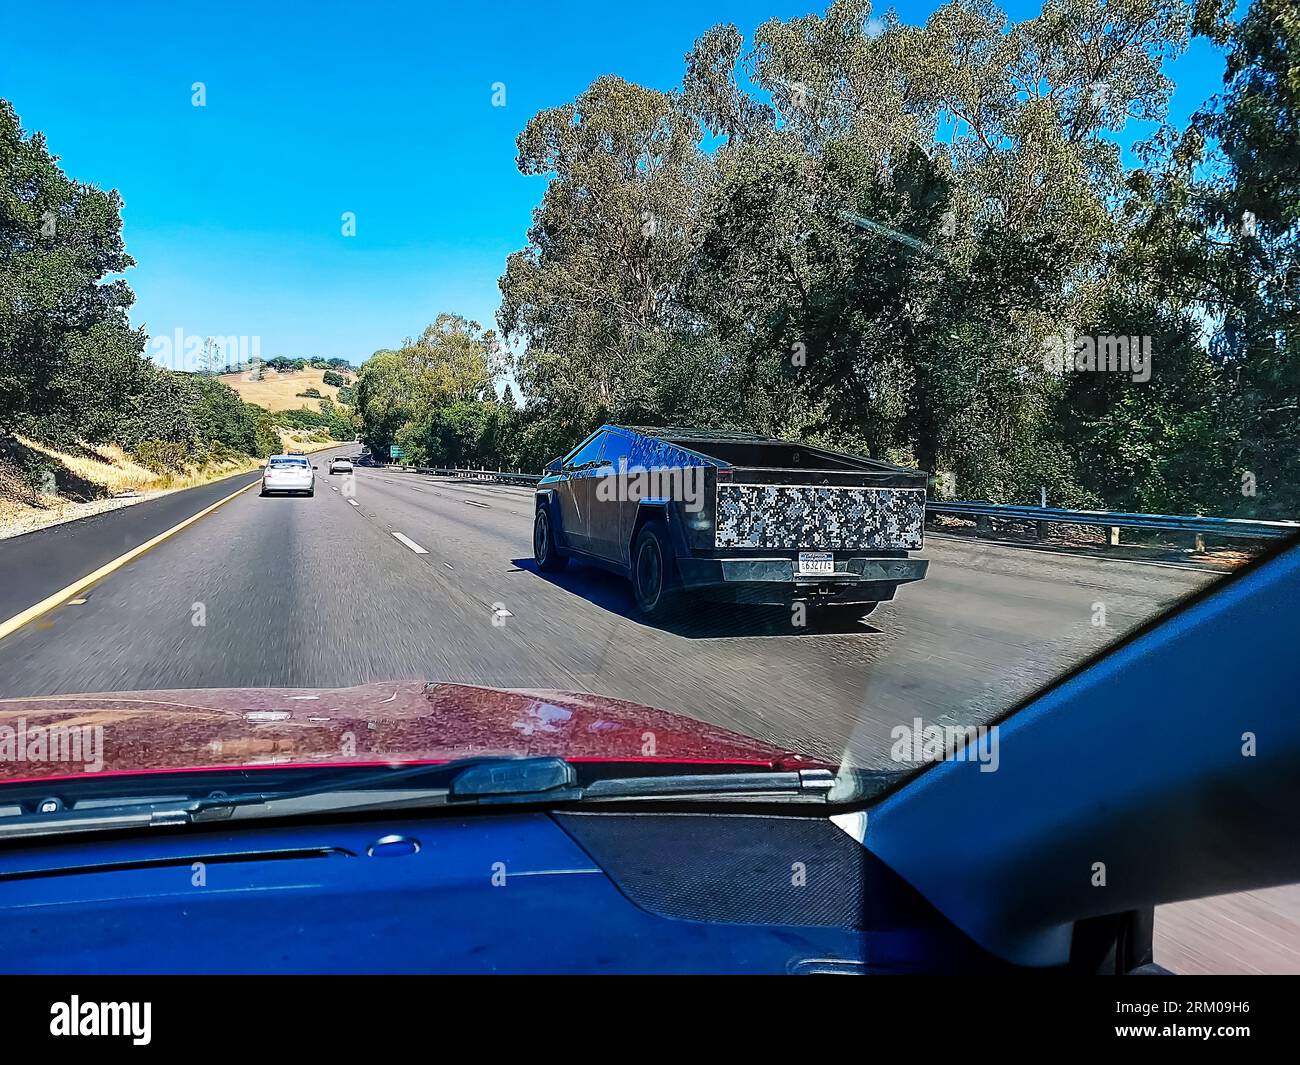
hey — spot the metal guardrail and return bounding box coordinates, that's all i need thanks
[926,501,1300,543]
[408,466,542,486]
[387,463,1299,546]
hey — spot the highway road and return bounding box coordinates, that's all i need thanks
[0,442,1294,973]
[0,445,1217,762]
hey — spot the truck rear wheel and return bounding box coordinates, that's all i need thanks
[534,507,568,572]
[632,521,680,621]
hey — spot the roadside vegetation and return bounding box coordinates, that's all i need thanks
[353,314,532,469]
[0,98,357,533]
[0,427,335,538]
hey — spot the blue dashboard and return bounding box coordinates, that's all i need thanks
[0,810,998,974]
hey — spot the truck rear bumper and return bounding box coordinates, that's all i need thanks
[674,556,929,605]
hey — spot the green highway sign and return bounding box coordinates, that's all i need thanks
[390,446,404,459]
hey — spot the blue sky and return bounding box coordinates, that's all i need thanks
[1,0,1228,369]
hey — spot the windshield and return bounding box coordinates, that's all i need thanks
[0,0,1296,976]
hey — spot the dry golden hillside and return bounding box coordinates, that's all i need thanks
[218,368,354,412]
[0,432,339,539]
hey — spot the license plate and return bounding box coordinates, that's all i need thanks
[798,552,834,575]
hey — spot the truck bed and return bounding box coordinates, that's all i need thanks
[632,427,929,554]
[715,481,926,551]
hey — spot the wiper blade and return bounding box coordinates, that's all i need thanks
[211,765,837,813]
[0,757,573,842]
[0,761,864,842]
[581,768,835,801]
[183,755,577,818]
[562,766,898,804]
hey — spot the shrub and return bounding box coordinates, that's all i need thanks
[134,439,195,472]
[22,456,59,501]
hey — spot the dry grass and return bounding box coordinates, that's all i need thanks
[0,430,343,539]
[146,455,263,491]
[17,438,156,495]
[274,428,343,454]
[218,368,353,412]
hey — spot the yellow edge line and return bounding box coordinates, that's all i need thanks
[0,478,260,643]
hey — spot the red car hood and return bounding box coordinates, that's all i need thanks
[0,681,822,784]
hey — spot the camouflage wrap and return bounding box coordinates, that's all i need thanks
[715,485,925,550]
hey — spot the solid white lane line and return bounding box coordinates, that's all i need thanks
[392,532,429,554]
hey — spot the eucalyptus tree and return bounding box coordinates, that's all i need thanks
[0,98,144,443]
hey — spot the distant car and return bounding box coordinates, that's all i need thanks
[329,458,353,475]
[261,454,316,497]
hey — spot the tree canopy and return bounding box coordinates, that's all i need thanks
[489,0,1299,518]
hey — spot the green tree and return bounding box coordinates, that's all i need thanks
[497,1,1198,505]
[498,75,706,433]
[353,315,500,457]
[1196,0,1300,516]
[0,98,144,440]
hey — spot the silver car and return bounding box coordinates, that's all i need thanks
[260,455,316,496]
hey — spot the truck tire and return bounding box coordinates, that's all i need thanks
[631,520,681,621]
[534,507,568,572]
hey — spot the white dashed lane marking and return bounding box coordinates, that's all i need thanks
[392,532,429,554]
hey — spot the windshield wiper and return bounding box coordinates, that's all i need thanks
[0,759,879,842]
[187,761,839,812]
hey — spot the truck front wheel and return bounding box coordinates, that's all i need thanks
[534,507,568,572]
